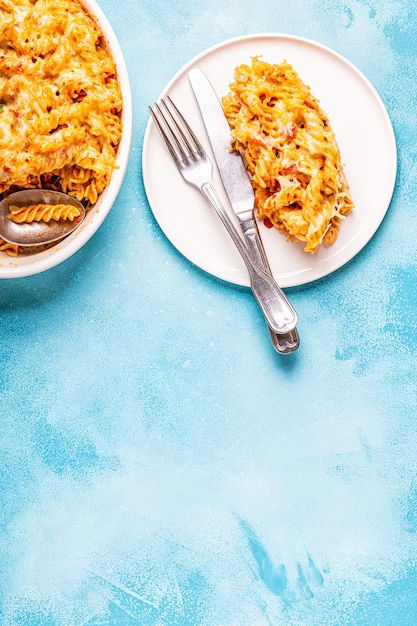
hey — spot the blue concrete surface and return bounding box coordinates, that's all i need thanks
[1,0,416,624]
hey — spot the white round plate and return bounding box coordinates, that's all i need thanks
[142,34,397,288]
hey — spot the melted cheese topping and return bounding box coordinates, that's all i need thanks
[222,57,354,253]
[0,0,123,255]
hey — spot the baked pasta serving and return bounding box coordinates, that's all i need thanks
[222,57,354,253]
[0,0,123,256]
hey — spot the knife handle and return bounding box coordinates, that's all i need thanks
[201,182,298,335]
[237,209,273,271]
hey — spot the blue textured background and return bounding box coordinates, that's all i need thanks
[1,1,416,624]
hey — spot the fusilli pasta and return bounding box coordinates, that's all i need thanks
[8,203,82,223]
[0,0,123,255]
[222,57,354,253]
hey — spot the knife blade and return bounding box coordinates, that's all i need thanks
[188,67,299,352]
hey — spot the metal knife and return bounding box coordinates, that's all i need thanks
[188,68,300,353]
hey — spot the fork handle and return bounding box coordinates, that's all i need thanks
[201,182,298,335]
[237,209,300,353]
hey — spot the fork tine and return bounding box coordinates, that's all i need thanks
[159,98,194,159]
[148,102,182,165]
[149,96,204,165]
[164,96,204,156]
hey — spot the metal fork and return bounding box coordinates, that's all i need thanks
[149,97,298,340]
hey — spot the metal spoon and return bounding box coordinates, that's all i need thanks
[0,189,85,246]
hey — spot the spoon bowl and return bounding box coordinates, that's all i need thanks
[0,189,86,246]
